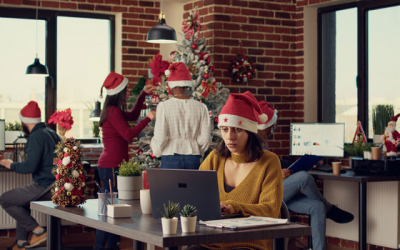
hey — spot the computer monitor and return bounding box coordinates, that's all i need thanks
[290,123,345,158]
[0,119,4,151]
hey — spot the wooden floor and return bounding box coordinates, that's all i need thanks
[0,233,354,250]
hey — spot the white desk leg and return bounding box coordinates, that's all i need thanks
[147,243,155,250]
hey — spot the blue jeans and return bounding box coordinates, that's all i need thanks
[95,167,120,250]
[283,171,326,250]
[161,154,201,170]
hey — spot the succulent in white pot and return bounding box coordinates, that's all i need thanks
[117,158,142,200]
[180,204,197,233]
[159,201,180,234]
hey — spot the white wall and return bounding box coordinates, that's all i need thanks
[160,2,185,60]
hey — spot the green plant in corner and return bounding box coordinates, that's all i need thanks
[118,158,142,177]
[372,105,394,135]
[180,204,197,217]
[343,141,376,157]
[158,200,180,219]
[5,121,22,131]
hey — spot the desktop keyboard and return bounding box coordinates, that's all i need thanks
[314,165,346,173]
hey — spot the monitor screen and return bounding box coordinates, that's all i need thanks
[290,123,345,158]
[0,119,4,151]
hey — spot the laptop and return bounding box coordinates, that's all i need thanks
[147,169,241,221]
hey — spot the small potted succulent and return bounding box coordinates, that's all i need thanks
[158,200,180,234]
[180,204,197,233]
[117,158,142,200]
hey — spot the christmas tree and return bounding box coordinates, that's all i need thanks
[51,138,89,207]
[131,6,230,169]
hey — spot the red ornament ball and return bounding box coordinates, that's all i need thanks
[203,72,210,79]
[137,149,143,155]
[142,104,146,109]
[209,66,215,72]
[214,117,219,124]
[150,153,157,159]
[191,43,198,50]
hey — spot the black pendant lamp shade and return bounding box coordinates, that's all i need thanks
[146,12,177,44]
[89,101,101,121]
[26,58,49,76]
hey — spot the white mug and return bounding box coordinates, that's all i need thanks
[140,189,152,214]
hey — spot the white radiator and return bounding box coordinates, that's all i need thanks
[0,172,47,229]
[324,180,400,249]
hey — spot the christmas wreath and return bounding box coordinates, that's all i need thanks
[229,55,256,83]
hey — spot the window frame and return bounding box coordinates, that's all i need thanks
[0,7,115,130]
[317,0,400,138]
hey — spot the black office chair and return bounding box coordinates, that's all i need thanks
[273,200,290,250]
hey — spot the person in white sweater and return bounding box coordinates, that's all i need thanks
[150,62,211,169]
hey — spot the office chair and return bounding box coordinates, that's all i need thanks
[273,200,290,250]
[290,211,312,250]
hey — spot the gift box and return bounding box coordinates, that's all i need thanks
[107,204,132,218]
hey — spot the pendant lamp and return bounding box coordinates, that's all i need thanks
[26,0,49,76]
[146,0,177,44]
[89,101,101,122]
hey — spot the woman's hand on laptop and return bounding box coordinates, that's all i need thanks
[220,202,232,213]
[281,169,293,180]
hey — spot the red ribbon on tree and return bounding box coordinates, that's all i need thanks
[201,80,217,98]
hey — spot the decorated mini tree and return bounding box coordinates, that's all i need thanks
[51,138,89,207]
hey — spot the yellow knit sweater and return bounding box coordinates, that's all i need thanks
[199,149,283,250]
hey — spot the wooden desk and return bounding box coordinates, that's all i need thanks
[31,199,311,250]
[309,170,400,250]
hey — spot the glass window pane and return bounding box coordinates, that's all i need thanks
[321,8,358,143]
[368,6,400,137]
[57,16,111,139]
[0,17,46,126]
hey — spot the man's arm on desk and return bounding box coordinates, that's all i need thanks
[0,159,13,169]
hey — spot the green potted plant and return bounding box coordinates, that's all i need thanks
[159,200,180,234]
[180,204,197,233]
[5,121,23,144]
[343,141,376,167]
[117,158,142,200]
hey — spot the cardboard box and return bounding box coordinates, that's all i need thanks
[107,204,132,218]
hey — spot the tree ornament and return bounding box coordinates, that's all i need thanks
[191,43,198,50]
[169,51,176,62]
[150,153,157,159]
[137,149,143,155]
[142,103,147,109]
[229,55,256,83]
[209,66,215,72]
[203,72,210,79]
[214,117,219,124]
[151,95,160,105]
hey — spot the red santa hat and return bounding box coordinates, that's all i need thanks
[20,101,41,124]
[257,101,278,130]
[167,62,193,89]
[218,91,268,134]
[100,72,128,97]
[389,113,400,126]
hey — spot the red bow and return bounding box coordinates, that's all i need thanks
[201,80,217,98]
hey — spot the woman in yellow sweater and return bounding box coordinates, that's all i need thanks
[187,91,283,250]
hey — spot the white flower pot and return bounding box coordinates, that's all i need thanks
[5,131,22,144]
[140,189,152,214]
[180,216,197,233]
[161,217,178,234]
[117,176,142,200]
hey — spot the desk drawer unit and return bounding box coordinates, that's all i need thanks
[324,180,400,249]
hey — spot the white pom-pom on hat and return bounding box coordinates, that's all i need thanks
[259,114,268,123]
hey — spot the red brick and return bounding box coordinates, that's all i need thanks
[184,3,192,10]
[259,10,274,17]
[274,43,289,49]
[265,65,281,71]
[297,0,308,6]
[3,0,22,5]
[258,72,274,79]
[223,40,240,46]
[258,57,273,63]
[248,49,264,55]
[258,26,274,33]
[242,9,257,15]
[128,20,143,26]
[249,18,264,24]
[265,19,281,25]
[60,2,77,9]
[122,0,138,5]
[129,7,144,13]
[309,0,321,4]
[266,81,281,87]
[144,21,157,26]
[232,0,247,7]
[78,4,95,10]
[122,40,138,47]
[275,73,290,79]
[249,33,264,40]
[274,58,290,64]
[249,1,264,9]
[249,80,265,86]
[139,14,155,20]
[242,40,257,47]
[42,1,60,8]
[127,48,143,54]
[127,34,143,40]
[96,5,112,11]
[266,96,281,102]
[144,49,158,55]
[139,1,153,7]
[234,32,248,39]
[258,88,272,95]
[231,47,247,54]
[224,23,240,30]
[232,16,247,23]
[22,0,35,6]
[123,13,139,18]
[113,6,128,12]
[282,20,296,26]
[214,46,230,53]
[266,35,281,41]
[215,31,230,38]
[282,4,296,11]
[123,26,138,33]
[225,7,240,14]
[341,240,356,249]
[265,3,282,10]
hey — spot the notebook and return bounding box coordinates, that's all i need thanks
[287,154,324,173]
[147,169,242,221]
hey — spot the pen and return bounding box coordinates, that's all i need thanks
[104,190,110,204]
[94,180,104,193]
[109,179,113,205]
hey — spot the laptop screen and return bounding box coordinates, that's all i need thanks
[147,169,223,221]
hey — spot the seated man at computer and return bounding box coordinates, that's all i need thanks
[257,100,354,250]
[0,101,61,250]
[187,92,283,250]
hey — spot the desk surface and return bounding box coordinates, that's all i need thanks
[309,170,400,182]
[31,199,310,248]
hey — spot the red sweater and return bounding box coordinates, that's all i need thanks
[98,91,151,169]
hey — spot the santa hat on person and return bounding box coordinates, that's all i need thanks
[257,101,278,130]
[20,101,41,124]
[100,72,129,97]
[167,62,193,89]
[218,91,268,134]
[389,113,400,126]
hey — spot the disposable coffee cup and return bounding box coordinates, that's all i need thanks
[332,162,341,175]
[371,147,381,160]
[140,189,152,214]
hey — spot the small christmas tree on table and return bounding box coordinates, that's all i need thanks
[51,138,89,207]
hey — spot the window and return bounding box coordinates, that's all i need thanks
[0,8,114,138]
[318,0,400,142]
